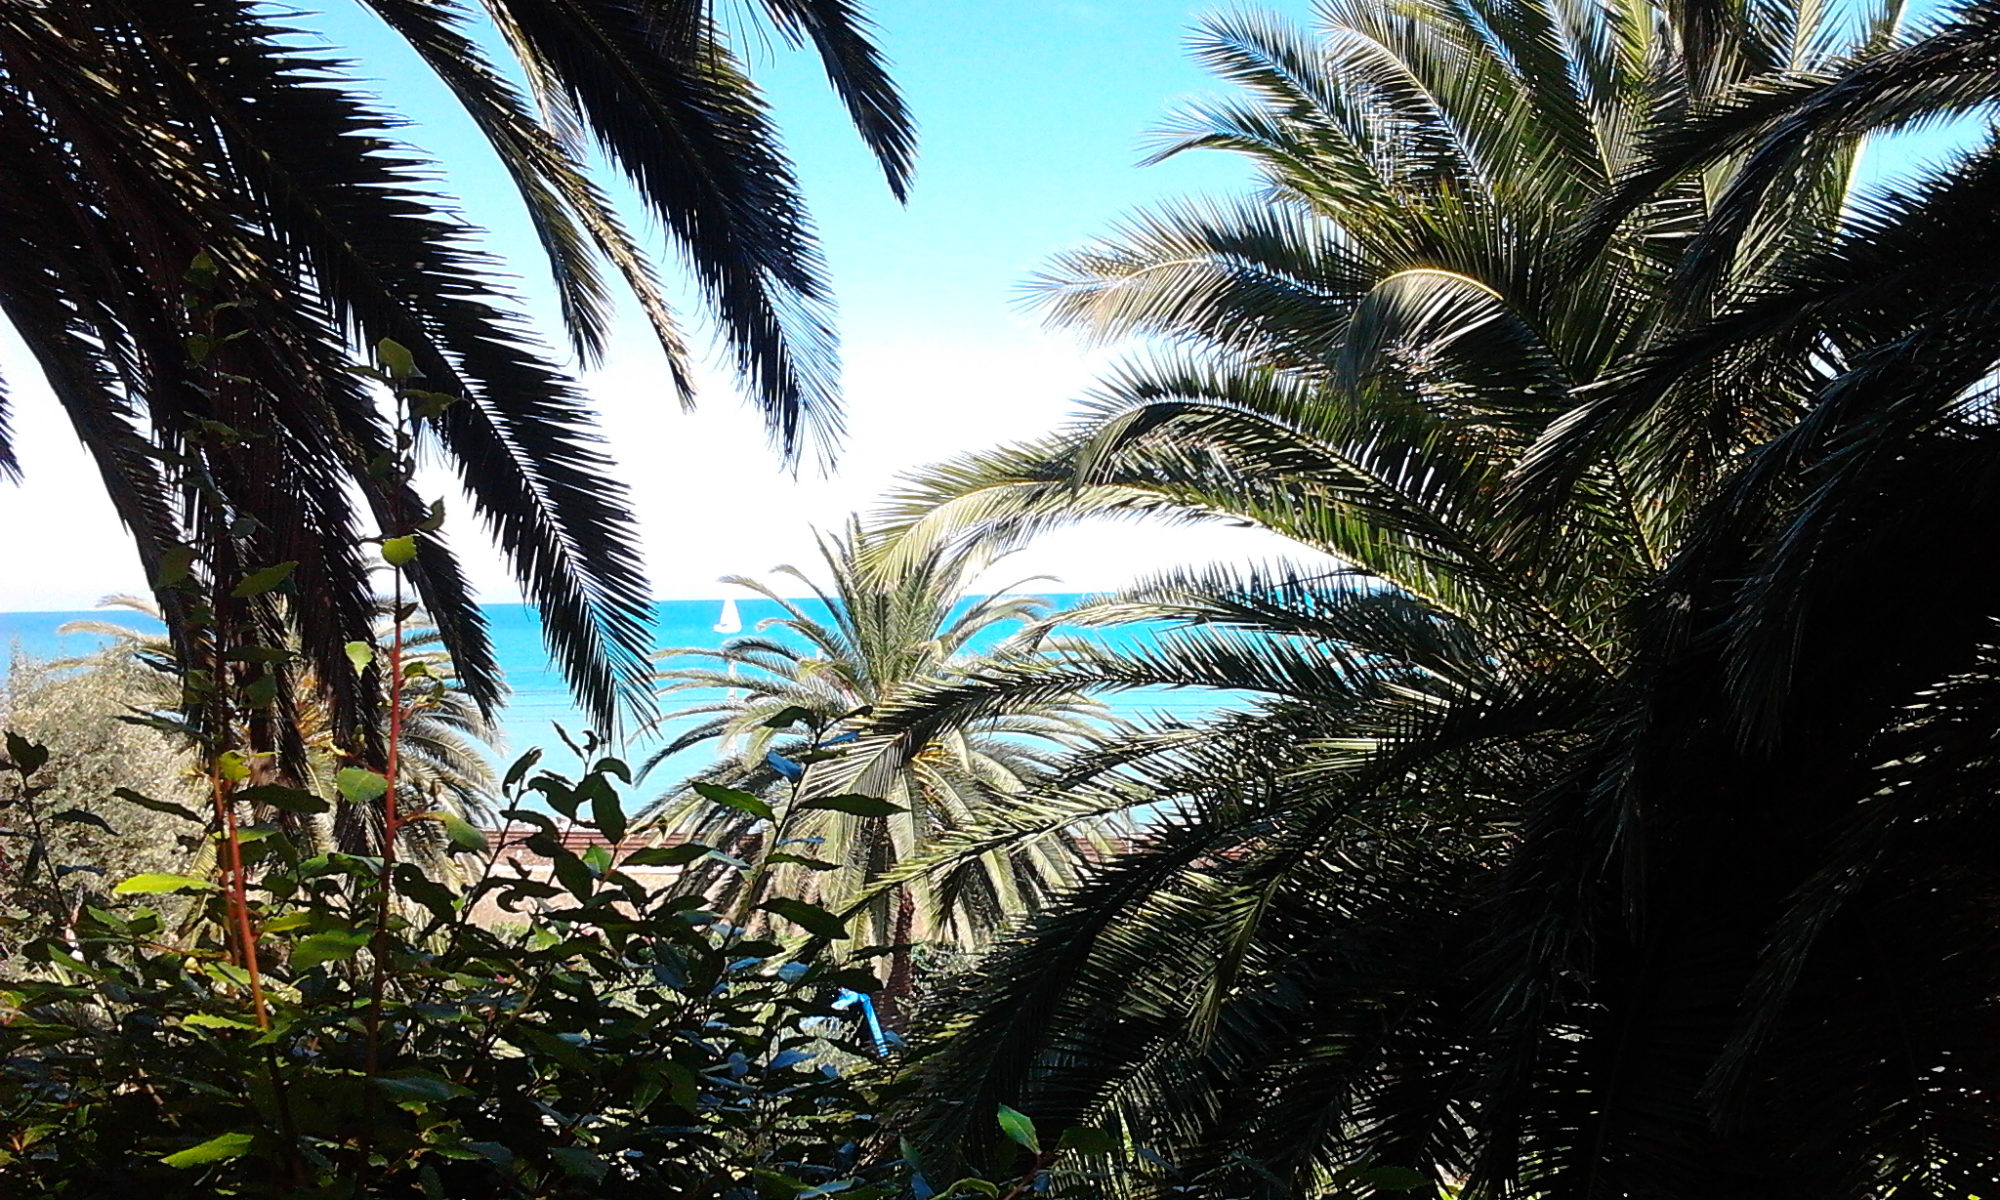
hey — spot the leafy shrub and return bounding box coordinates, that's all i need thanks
[0,741,896,1197]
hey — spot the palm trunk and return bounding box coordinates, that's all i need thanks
[877,889,918,1028]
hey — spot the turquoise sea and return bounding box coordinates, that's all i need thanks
[1,597,1231,794]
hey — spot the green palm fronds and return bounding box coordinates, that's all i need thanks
[637,520,1118,980]
[0,0,911,734]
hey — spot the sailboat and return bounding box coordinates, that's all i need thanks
[713,596,742,635]
[714,597,743,698]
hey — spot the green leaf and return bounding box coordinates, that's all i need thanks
[376,337,417,379]
[758,897,850,940]
[291,928,373,970]
[762,704,814,729]
[114,873,215,895]
[439,812,488,855]
[182,1013,261,1032]
[795,793,905,817]
[1057,1126,1116,1155]
[231,561,297,597]
[345,640,374,673]
[622,842,711,867]
[155,544,198,588]
[5,732,48,775]
[235,784,330,814]
[693,781,774,823]
[215,751,253,783]
[336,768,389,803]
[580,773,626,842]
[113,788,202,822]
[51,808,116,833]
[504,748,544,790]
[407,392,460,422]
[381,535,418,567]
[997,1104,1040,1154]
[415,497,447,531]
[376,1072,471,1103]
[161,1130,255,1168]
[549,1146,608,1181]
[766,853,844,871]
[1357,1166,1433,1192]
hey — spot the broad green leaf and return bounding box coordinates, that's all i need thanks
[693,781,774,823]
[381,535,418,567]
[439,812,488,855]
[161,1130,255,1168]
[214,751,253,782]
[5,732,47,775]
[762,704,814,729]
[1357,1166,1433,1192]
[622,842,711,867]
[997,1104,1040,1154]
[114,873,215,895]
[113,788,202,822]
[182,1013,261,1032]
[291,928,373,970]
[336,768,389,803]
[504,747,544,790]
[549,1146,608,1181]
[580,773,626,842]
[231,561,297,597]
[758,897,849,940]
[795,793,906,817]
[51,808,116,833]
[154,544,198,588]
[376,1072,471,1103]
[345,640,374,672]
[376,337,417,379]
[766,853,845,870]
[1057,1126,1116,1155]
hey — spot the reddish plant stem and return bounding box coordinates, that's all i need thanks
[215,770,269,1029]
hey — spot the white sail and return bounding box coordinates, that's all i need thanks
[713,596,742,634]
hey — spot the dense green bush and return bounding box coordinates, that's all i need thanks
[0,735,1130,1198]
[0,739,886,1197]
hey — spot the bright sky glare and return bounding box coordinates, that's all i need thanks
[0,0,1979,611]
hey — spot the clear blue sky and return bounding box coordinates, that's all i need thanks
[310,0,1262,349]
[0,0,1983,610]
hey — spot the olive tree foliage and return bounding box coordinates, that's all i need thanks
[0,650,193,936]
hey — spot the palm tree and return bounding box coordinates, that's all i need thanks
[56,595,502,858]
[0,0,913,742]
[637,519,1115,1010]
[868,1,2000,1195]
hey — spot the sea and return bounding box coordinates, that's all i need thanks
[0,597,1234,794]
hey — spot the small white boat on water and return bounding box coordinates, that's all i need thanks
[713,596,742,635]
[714,597,744,699]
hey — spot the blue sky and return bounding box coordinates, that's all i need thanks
[0,0,1983,610]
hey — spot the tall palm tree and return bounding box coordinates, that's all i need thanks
[868,1,1993,1195]
[0,0,913,741]
[637,519,1115,1008]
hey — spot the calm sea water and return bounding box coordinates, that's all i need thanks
[1,597,1233,789]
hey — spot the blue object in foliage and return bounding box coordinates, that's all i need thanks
[832,988,888,1057]
[766,749,804,780]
